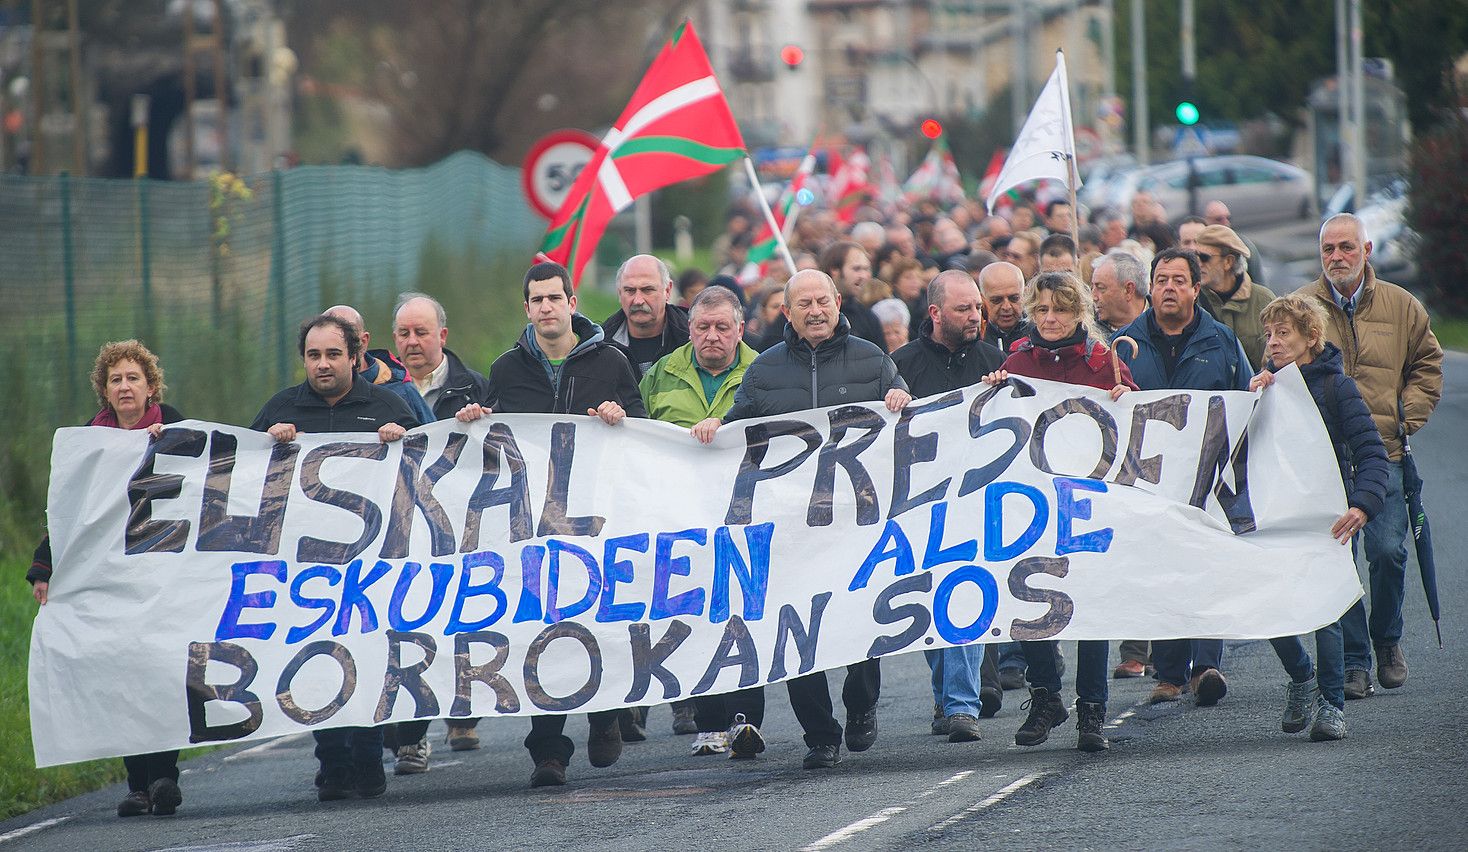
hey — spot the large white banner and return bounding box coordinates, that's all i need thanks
[30,367,1359,767]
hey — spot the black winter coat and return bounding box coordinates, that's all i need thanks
[486,314,647,417]
[724,316,907,421]
[1270,343,1390,520]
[429,348,495,421]
[250,374,421,435]
[890,320,1005,398]
[602,303,690,379]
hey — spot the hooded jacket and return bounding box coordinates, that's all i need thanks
[425,348,495,422]
[723,315,906,421]
[1268,343,1389,520]
[639,340,758,427]
[486,313,646,417]
[602,303,690,379]
[362,347,435,425]
[890,318,1005,398]
[1115,307,1251,392]
[1297,264,1443,460]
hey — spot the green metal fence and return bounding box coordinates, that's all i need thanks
[0,151,545,553]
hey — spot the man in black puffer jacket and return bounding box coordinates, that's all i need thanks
[694,269,910,771]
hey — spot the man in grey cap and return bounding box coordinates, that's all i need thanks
[1194,224,1275,370]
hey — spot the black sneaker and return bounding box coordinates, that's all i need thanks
[530,758,567,787]
[946,713,982,743]
[317,766,356,802]
[356,760,387,799]
[728,713,766,759]
[979,687,1003,719]
[1076,701,1109,753]
[147,778,182,816]
[588,718,624,767]
[1344,668,1375,700]
[1014,687,1069,746]
[802,743,842,769]
[844,707,878,752]
[619,707,648,743]
[117,790,150,818]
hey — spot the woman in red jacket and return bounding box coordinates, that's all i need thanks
[981,270,1137,754]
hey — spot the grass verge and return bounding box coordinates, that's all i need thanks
[1432,316,1468,352]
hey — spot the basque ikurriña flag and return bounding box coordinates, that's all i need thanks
[749,150,816,276]
[537,21,746,286]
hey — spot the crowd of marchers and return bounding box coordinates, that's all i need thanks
[26,187,1442,815]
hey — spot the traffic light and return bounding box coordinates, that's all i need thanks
[920,119,943,139]
[1175,99,1200,126]
[780,44,804,70]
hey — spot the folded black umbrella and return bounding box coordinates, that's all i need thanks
[1399,415,1442,648]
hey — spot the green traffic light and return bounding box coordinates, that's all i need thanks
[1176,101,1200,126]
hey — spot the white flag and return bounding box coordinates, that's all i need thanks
[986,50,1082,212]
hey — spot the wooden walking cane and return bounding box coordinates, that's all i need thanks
[1110,335,1139,385]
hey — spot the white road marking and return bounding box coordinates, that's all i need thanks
[801,807,908,851]
[927,771,1049,833]
[0,816,72,844]
[916,770,975,798]
[1104,708,1138,731]
[222,734,309,762]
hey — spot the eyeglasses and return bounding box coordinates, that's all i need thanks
[1195,252,1214,263]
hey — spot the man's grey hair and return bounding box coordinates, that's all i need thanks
[1096,250,1149,298]
[689,285,744,324]
[616,254,673,286]
[393,292,447,329]
[784,269,839,302]
[852,221,885,242]
[1320,213,1369,245]
[928,268,976,307]
[871,298,911,328]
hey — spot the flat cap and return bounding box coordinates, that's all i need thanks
[1196,224,1250,258]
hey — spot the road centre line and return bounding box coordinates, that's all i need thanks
[927,771,1049,833]
[801,769,979,849]
[0,816,72,844]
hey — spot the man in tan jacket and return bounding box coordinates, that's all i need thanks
[1299,213,1443,700]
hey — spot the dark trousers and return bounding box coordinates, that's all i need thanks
[391,715,480,748]
[693,687,766,733]
[1021,640,1109,706]
[123,751,180,793]
[1151,638,1224,687]
[524,710,621,765]
[1118,640,1150,665]
[313,726,384,772]
[787,658,881,749]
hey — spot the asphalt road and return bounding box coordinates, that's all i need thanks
[4,351,1463,852]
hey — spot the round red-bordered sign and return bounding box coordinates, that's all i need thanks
[521,129,601,219]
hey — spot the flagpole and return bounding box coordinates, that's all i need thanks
[743,157,796,274]
[1056,50,1082,255]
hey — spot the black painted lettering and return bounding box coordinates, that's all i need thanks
[296,441,388,564]
[724,420,822,525]
[185,640,262,742]
[1029,397,1118,480]
[275,640,357,725]
[381,433,465,558]
[1189,396,1256,534]
[537,422,605,538]
[866,572,934,657]
[958,381,1034,497]
[767,591,832,681]
[196,432,298,555]
[1113,394,1190,487]
[452,631,521,715]
[126,427,206,554]
[522,622,602,711]
[624,620,693,702]
[1007,556,1074,640]
[691,616,760,694]
[808,406,885,526]
[889,392,961,518]
[374,630,439,723]
[461,424,534,550]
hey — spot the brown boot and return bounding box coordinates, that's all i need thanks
[1375,643,1408,689]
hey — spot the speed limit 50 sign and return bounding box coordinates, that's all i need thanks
[521,129,601,219]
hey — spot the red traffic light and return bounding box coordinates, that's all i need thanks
[920,119,943,139]
[780,44,804,68]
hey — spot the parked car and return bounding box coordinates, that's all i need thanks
[1107,155,1314,229]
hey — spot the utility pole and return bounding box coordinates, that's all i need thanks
[1348,0,1366,205]
[29,0,45,174]
[1130,0,1148,165]
[66,0,83,175]
[1011,0,1029,136]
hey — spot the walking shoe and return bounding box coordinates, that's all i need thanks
[530,758,567,787]
[1308,698,1347,741]
[356,760,387,799]
[147,778,182,816]
[446,723,480,751]
[690,731,729,755]
[946,713,982,743]
[1343,668,1375,700]
[619,707,648,743]
[117,790,151,817]
[1281,677,1316,734]
[672,703,699,735]
[1375,643,1407,689]
[844,707,878,752]
[1192,669,1228,706]
[728,714,766,759]
[998,668,1027,690]
[1014,687,1069,746]
[979,686,1003,718]
[317,766,356,802]
[931,701,949,735]
[802,744,842,769]
[1148,682,1182,704]
[1113,659,1146,678]
[1076,701,1109,753]
[394,736,431,775]
[587,718,624,767]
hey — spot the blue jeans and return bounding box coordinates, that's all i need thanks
[1151,638,1224,687]
[1342,460,1407,671]
[1270,620,1346,710]
[995,641,1026,673]
[925,644,986,717]
[1021,640,1108,706]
